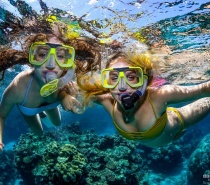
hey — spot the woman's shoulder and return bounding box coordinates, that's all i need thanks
[17,68,33,77]
[2,69,34,103]
[13,69,34,83]
[7,69,34,95]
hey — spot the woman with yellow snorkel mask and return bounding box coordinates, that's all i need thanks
[0,16,83,151]
[0,15,102,151]
[64,43,210,147]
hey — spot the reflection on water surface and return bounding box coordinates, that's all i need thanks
[0,0,209,83]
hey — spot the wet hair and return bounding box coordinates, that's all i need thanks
[105,51,154,85]
[77,73,109,106]
[0,33,101,80]
[69,38,101,76]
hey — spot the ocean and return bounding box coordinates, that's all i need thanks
[0,0,210,185]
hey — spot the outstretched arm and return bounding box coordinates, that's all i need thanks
[60,80,114,115]
[156,81,210,104]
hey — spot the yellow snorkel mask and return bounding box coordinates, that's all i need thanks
[29,42,75,68]
[101,67,144,89]
[101,67,148,110]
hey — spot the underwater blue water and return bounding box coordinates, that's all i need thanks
[4,98,116,145]
[0,1,210,185]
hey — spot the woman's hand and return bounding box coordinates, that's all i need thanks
[62,81,78,98]
[60,93,81,113]
[60,81,85,114]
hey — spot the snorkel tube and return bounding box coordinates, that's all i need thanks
[120,76,148,110]
[40,67,75,97]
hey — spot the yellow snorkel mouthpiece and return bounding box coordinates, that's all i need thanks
[40,71,59,97]
[40,79,59,97]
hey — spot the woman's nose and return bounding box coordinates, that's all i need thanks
[118,77,127,91]
[45,55,56,69]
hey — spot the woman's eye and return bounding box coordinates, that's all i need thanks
[57,54,65,59]
[111,77,117,81]
[38,53,47,58]
[110,76,118,82]
[127,75,136,81]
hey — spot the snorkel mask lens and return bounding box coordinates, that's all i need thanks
[29,42,75,68]
[101,67,144,89]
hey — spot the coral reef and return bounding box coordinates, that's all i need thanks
[147,144,183,174]
[187,134,210,185]
[12,122,185,185]
[14,131,87,185]
[13,123,142,185]
[1,122,209,185]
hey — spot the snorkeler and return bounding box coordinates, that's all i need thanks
[63,50,210,147]
[0,15,102,151]
[0,31,79,151]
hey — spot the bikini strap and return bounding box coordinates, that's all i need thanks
[147,91,158,119]
[21,75,34,106]
[167,107,185,140]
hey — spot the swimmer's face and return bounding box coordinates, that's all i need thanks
[108,58,138,103]
[34,36,64,84]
